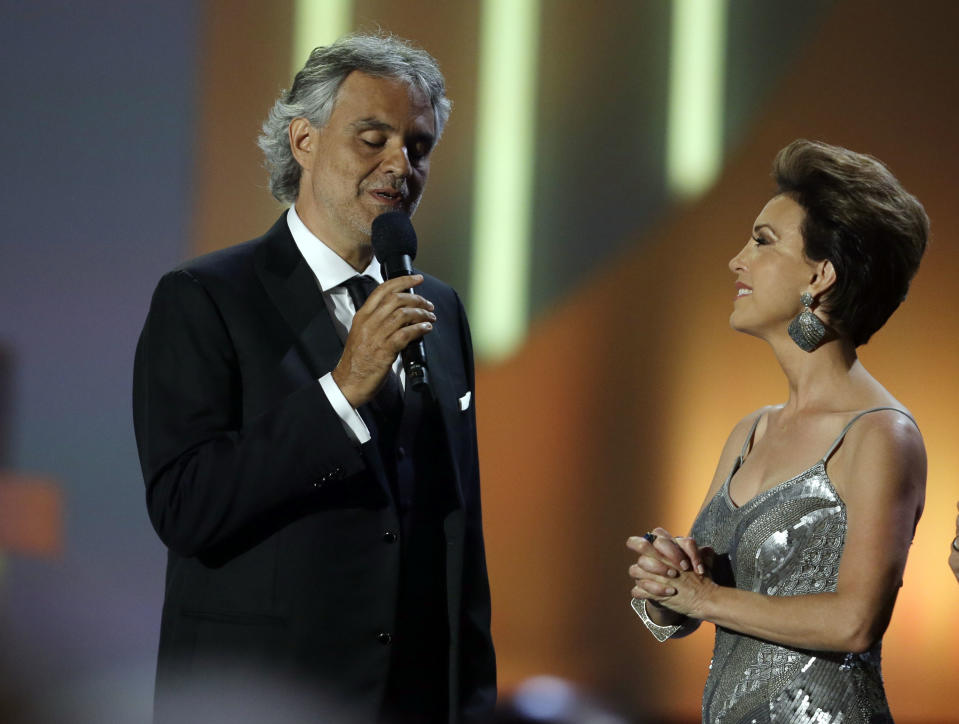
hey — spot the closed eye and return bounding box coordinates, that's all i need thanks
[752,235,769,246]
[408,138,433,164]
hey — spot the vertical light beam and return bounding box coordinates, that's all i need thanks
[666,0,728,199]
[291,0,353,74]
[469,0,541,361]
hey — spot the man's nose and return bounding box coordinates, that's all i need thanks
[381,142,412,177]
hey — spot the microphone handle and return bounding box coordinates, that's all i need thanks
[381,257,430,390]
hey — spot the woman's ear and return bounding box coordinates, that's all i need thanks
[809,258,837,297]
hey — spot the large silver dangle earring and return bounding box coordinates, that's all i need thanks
[787,292,826,352]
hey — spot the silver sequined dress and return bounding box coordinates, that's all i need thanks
[686,408,910,723]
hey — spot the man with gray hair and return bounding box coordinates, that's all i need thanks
[134,33,495,723]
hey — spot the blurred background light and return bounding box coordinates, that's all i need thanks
[291,0,354,73]
[666,0,728,198]
[3,2,958,722]
[469,0,541,361]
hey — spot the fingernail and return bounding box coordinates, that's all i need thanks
[666,587,676,595]
[428,312,436,320]
[666,569,676,578]
[680,560,689,571]
[697,564,705,575]
[422,322,432,329]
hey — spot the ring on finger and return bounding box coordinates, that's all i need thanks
[643,531,657,544]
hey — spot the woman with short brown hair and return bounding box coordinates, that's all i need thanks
[628,140,929,723]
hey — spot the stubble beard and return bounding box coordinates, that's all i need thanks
[315,176,424,252]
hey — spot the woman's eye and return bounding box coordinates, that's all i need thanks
[752,235,768,246]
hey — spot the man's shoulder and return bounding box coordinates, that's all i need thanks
[173,238,252,278]
[173,215,289,283]
[416,271,460,305]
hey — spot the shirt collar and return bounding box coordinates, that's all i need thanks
[286,205,383,291]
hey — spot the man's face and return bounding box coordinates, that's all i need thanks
[293,71,436,259]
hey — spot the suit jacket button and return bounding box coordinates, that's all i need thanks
[377,632,392,645]
[397,446,407,459]
[383,531,397,543]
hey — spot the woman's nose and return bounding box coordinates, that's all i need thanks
[728,244,748,273]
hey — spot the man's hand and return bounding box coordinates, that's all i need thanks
[332,274,435,408]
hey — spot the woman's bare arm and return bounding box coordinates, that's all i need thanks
[639,410,925,652]
[628,408,770,627]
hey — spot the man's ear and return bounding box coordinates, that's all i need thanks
[289,117,315,171]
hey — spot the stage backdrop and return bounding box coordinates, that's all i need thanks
[1,1,957,722]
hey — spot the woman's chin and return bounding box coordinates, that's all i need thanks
[728,314,750,334]
[728,318,768,342]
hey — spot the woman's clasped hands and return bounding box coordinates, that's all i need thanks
[627,527,718,619]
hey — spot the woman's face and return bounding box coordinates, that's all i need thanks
[728,194,818,339]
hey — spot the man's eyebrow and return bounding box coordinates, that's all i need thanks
[351,118,394,132]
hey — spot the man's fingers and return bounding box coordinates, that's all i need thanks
[389,321,434,349]
[379,273,425,292]
[364,274,430,309]
[358,291,436,335]
[388,305,436,329]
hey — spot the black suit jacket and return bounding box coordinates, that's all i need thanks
[133,215,495,722]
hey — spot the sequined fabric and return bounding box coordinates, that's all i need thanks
[690,452,893,723]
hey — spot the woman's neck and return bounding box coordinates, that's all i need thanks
[769,332,868,414]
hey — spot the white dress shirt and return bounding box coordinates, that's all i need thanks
[287,205,405,445]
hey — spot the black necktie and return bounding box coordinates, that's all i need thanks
[340,275,404,421]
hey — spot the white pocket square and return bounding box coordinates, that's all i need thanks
[458,391,472,412]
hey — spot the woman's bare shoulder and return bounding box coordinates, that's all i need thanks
[833,404,926,504]
[729,404,782,444]
[846,405,924,462]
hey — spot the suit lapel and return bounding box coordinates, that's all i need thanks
[252,215,395,504]
[253,215,343,380]
[422,319,466,511]
[252,224,462,509]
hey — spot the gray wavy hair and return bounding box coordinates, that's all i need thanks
[257,33,452,203]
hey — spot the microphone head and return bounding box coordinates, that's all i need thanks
[371,211,417,262]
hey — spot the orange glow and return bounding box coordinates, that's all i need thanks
[0,474,62,557]
[478,1,959,719]
[190,0,959,719]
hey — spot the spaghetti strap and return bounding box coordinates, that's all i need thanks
[821,406,918,463]
[739,413,765,464]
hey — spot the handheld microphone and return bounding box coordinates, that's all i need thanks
[371,211,430,390]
